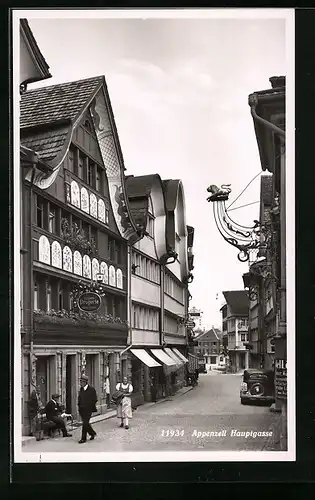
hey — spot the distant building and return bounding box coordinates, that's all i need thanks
[221,291,249,372]
[195,328,224,369]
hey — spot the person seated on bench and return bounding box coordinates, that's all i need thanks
[45,394,72,438]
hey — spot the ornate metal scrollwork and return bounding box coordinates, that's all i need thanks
[206,184,262,263]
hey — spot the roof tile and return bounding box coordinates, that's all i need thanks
[20,76,104,129]
[21,126,69,164]
[196,328,223,342]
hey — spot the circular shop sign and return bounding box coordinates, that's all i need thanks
[78,291,101,312]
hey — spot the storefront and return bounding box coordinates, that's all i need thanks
[164,347,187,393]
[129,348,162,406]
[22,343,124,435]
[128,347,188,405]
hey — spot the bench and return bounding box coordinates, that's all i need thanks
[38,413,73,438]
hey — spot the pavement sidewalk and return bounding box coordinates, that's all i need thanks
[22,385,193,446]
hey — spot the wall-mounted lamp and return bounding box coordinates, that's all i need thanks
[183,272,194,284]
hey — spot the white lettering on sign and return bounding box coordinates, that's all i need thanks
[275,359,287,370]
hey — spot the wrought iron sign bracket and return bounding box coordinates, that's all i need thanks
[206,184,262,263]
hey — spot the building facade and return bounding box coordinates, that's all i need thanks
[221,291,249,373]
[123,175,194,406]
[244,175,276,370]
[19,71,195,433]
[19,18,52,435]
[20,75,143,434]
[247,76,287,448]
[195,328,224,369]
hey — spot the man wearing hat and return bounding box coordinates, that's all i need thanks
[78,374,98,444]
[45,394,72,438]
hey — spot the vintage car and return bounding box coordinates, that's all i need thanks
[240,368,275,405]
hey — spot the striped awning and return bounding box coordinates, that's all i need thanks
[172,348,189,363]
[150,349,177,366]
[164,348,184,366]
[130,349,161,368]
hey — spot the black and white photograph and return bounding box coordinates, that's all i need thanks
[13,8,295,463]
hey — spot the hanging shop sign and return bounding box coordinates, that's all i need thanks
[275,358,287,400]
[78,291,101,312]
[186,321,196,329]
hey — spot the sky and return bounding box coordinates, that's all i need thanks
[25,12,287,329]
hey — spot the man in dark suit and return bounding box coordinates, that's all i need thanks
[45,394,72,438]
[78,374,98,444]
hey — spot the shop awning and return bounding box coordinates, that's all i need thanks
[130,349,162,368]
[150,349,177,366]
[164,348,184,366]
[172,348,189,363]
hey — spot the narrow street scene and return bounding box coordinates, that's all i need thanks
[22,372,280,452]
[16,11,291,462]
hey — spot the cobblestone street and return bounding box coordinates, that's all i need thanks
[22,372,281,453]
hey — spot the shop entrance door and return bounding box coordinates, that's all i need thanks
[85,354,95,386]
[36,356,49,406]
[66,355,76,414]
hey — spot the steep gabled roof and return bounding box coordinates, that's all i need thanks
[222,290,249,316]
[20,76,104,130]
[20,76,104,168]
[20,74,142,244]
[195,328,222,342]
[20,19,52,84]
